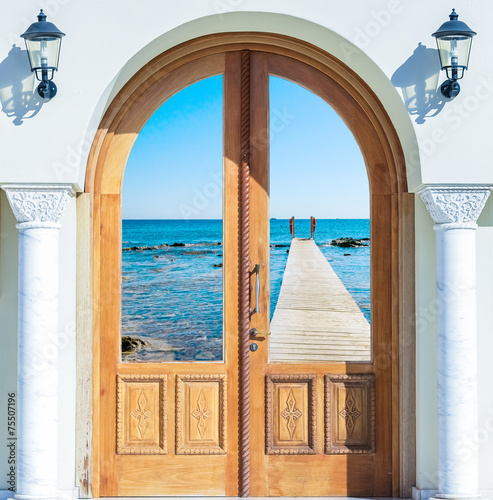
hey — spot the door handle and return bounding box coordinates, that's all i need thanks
[249,328,270,341]
[251,264,260,314]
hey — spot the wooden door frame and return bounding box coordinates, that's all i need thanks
[82,32,415,497]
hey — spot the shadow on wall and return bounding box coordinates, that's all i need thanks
[0,44,44,126]
[392,43,445,124]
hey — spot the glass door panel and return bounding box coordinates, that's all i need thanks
[121,75,224,362]
[268,76,371,363]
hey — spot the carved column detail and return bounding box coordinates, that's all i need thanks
[3,184,75,228]
[1,184,75,500]
[419,184,490,228]
[419,184,492,500]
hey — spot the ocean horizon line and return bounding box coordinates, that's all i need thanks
[122,217,371,221]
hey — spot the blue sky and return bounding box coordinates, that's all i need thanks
[122,75,369,219]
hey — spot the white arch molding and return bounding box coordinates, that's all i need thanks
[80,12,422,190]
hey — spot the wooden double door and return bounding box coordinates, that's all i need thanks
[97,50,395,497]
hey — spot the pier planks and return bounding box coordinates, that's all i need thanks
[270,238,371,362]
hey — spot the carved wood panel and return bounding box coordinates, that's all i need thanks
[325,374,376,454]
[265,375,317,455]
[175,374,227,455]
[116,374,167,454]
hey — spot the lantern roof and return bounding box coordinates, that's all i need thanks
[432,9,476,39]
[20,10,65,40]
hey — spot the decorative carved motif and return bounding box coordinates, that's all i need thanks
[325,374,375,454]
[265,375,317,455]
[191,389,212,438]
[175,374,227,455]
[3,184,75,227]
[419,185,492,227]
[131,390,153,439]
[280,389,303,439]
[116,374,167,455]
[339,389,361,438]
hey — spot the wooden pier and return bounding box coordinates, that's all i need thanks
[270,238,371,362]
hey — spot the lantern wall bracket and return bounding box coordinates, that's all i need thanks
[38,75,57,100]
[440,79,460,100]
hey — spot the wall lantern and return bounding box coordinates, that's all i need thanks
[432,9,476,100]
[21,10,65,100]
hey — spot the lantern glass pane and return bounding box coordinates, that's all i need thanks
[436,35,472,75]
[25,37,61,74]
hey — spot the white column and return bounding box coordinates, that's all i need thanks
[419,184,492,500]
[2,185,75,500]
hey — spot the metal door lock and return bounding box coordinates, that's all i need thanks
[249,328,270,337]
[249,343,258,352]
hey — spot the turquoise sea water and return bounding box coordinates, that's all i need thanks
[121,219,370,362]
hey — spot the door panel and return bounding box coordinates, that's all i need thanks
[97,49,396,497]
[98,53,242,497]
[247,52,392,497]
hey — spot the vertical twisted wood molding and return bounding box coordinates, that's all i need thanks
[238,49,251,498]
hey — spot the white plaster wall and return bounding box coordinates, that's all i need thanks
[57,197,77,498]
[414,196,438,493]
[0,191,18,493]
[0,0,493,497]
[0,0,492,192]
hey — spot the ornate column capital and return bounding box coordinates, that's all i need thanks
[418,184,492,230]
[2,184,75,229]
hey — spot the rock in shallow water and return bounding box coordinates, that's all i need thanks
[331,237,370,248]
[181,250,208,255]
[122,336,148,353]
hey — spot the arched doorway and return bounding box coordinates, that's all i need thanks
[85,33,413,497]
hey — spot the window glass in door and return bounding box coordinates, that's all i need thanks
[121,76,224,362]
